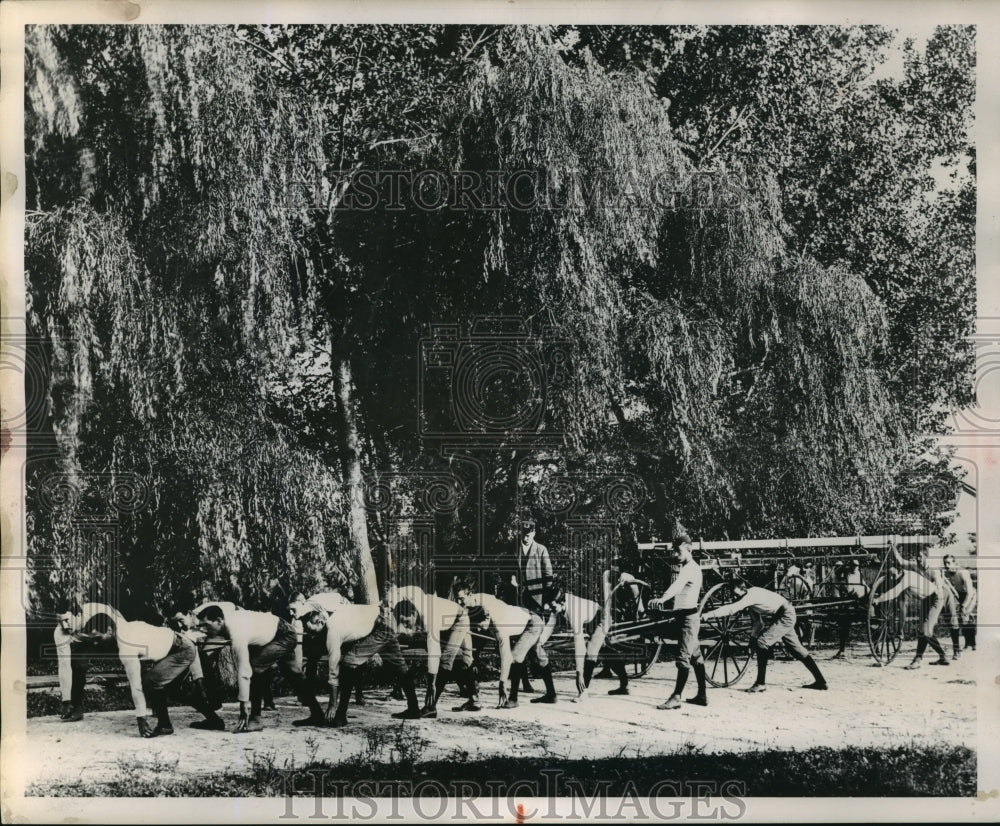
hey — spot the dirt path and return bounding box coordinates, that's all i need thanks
[24,650,977,790]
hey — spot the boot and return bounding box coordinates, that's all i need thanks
[686,660,708,706]
[150,690,174,735]
[658,665,688,709]
[416,673,438,719]
[59,700,73,720]
[530,664,557,703]
[800,655,828,690]
[193,677,222,711]
[292,697,326,726]
[61,705,84,722]
[392,671,422,720]
[951,630,961,660]
[331,667,355,727]
[452,664,481,712]
[190,679,226,730]
[607,659,629,696]
[506,662,522,708]
[583,659,596,689]
[434,669,451,703]
[749,647,770,690]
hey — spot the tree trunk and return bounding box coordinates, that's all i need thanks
[332,349,379,604]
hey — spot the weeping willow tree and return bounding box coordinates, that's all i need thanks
[24,24,371,614]
[408,29,904,540]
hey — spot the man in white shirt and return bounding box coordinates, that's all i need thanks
[702,584,828,692]
[53,602,124,722]
[298,602,421,727]
[76,608,224,736]
[536,585,624,703]
[873,543,956,669]
[943,553,977,654]
[648,536,708,709]
[390,584,480,716]
[196,602,322,731]
[289,588,366,704]
[454,585,544,709]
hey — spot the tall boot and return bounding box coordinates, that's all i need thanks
[63,656,87,722]
[965,624,976,651]
[747,647,769,691]
[392,669,422,719]
[331,667,355,727]
[452,664,481,712]
[521,670,536,694]
[415,673,437,719]
[190,678,226,731]
[531,664,558,703]
[291,673,326,727]
[950,629,961,659]
[908,636,928,668]
[249,675,264,719]
[686,660,708,706]
[658,665,688,709]
[150,689,174,735]
[506,661,522,708]
[434,669,451,703]
[925,635,949,664]
[799,655,828,690]
[608,659,629,696]
[262,672,276,710]
[583,658,596,689]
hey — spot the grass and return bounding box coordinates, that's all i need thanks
[28,743,975,798]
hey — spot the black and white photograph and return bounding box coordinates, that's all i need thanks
[1,1,998,822]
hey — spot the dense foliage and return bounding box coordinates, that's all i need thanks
[23,24,974,618]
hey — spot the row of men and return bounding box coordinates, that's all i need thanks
[51,535,844,737]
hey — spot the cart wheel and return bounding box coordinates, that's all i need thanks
[779,573,813,604]
[867,574,902,665]
[631,639,663,677]
[699,582,753,687]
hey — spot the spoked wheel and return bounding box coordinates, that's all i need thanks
[779,573,813,604]
[867,574,903,665]
[605,579,664,678]
[699,582,754,687]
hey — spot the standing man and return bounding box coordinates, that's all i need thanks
[76,608,225,737]
[389,584,481,716]
[195,602,323,731]
[455,585,544,709]
[648,535,708,709]
[514,519,555,617]
[512,519,553,693]
[296,601,421,727]
[701,584,828,692]
[942,553,977,654]
[831,559,868,659]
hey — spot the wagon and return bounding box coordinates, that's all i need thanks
[598,534,939,687]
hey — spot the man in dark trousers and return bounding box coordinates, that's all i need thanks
[942,553,977,655]
[701,584,828,693]
[511,519,553,693]
[76,608,225,736]
[195,601,324,731]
